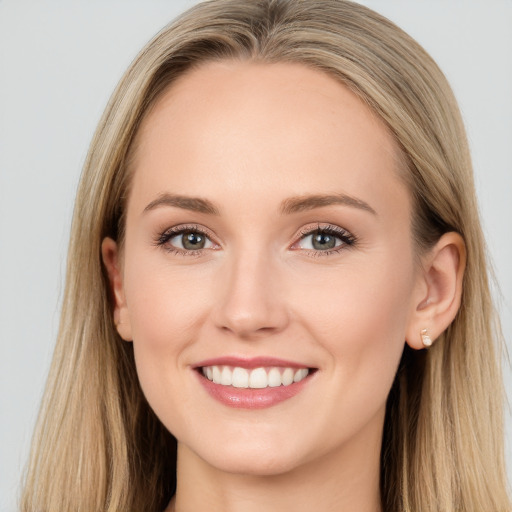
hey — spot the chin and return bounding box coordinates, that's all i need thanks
[182,435,309,477]
[209,453,304,477]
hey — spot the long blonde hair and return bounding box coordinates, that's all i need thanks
[20,1,510,511]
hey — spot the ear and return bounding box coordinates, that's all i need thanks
[101,237,133,341]
[406,232,466,350]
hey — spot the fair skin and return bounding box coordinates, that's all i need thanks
[102,61,465,512]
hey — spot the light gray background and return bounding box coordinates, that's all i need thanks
[1,1,511,510]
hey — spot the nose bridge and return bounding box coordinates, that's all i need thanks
[213,243,288,337]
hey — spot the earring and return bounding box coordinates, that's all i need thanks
[421,328,433,347]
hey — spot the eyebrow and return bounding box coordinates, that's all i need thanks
[280,193,377,215]
[143,193,219,215]
[142,191,376,217]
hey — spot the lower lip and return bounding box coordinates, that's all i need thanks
[195,370,313,409]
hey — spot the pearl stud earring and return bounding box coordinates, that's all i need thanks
[421,328,433,347]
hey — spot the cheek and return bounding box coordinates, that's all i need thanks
[291,253,414,414]
[121,251,211,410]
[296,253,413,336]
[124,246,211,340]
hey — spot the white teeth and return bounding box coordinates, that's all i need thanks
[294,368,308,382]
[212,366,222,384]
[202,365,310,388]
[282,368,294,386]
[268,368,281,387]
[221,366,232,385]
[232,367,249,388]
[249,367,268,388]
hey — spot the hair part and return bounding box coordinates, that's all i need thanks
[21,1,510,511]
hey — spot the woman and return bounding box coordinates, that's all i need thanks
[20,1,511,511]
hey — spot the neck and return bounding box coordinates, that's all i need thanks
[167,410,384,512]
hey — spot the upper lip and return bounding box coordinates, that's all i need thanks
[193,356,314,370]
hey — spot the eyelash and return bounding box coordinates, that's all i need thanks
[154,223,357,256]
[293,224,357,256]
[154,224,216,256]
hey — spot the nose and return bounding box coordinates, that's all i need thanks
[212,251,290,339]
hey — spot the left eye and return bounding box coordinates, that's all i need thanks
[168,230,215,251]
[295,229,348,251]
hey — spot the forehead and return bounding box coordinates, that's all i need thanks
[127,60,409,221]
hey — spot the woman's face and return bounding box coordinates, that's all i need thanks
[106,61,425,476]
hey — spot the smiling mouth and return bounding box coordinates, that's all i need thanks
[198,365,316,389]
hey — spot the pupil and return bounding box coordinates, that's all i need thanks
[182,231,205,250]
[312,231,335,250]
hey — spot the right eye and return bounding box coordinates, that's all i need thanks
[155,225,218,255]
[168,230,215,251]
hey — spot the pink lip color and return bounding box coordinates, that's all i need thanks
[193,357,315,409]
